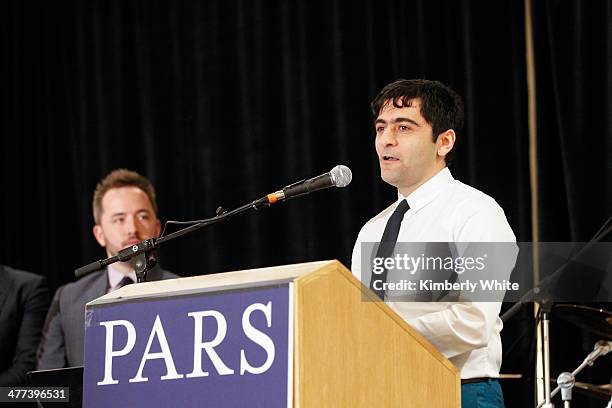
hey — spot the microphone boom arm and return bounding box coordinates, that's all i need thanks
[74,165,352,280]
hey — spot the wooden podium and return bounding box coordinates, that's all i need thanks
[84,260,460,407]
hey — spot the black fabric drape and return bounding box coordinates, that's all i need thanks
[535,0,612,242]
[1,1,608,406]
[532,1,612,406]
[0,0,530,279]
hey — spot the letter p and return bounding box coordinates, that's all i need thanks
[97,320,136,385]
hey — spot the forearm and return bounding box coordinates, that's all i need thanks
[405,302,502,358]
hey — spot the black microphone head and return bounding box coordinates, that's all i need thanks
[330,165,352,187]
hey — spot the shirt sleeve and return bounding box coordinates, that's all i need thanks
[404,203,517,358]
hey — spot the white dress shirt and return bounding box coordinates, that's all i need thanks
[106,264,137,293]
[351,167,517,379]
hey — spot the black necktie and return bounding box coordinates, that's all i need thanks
[370,199,410,300]
[117,276,134,289]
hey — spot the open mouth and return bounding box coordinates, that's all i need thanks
[383,155,400,161]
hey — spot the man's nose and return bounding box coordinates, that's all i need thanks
[379,127,398,146]
[124,216,138,235]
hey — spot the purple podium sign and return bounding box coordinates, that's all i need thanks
[83,284,292,407]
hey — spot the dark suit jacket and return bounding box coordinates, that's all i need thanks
[37,266,177,369]
[0,265,50,386]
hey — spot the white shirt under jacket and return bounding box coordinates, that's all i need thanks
[351,167,517,379]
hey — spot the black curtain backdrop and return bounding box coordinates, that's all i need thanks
[0,1,609,406]
[531,1,612,406]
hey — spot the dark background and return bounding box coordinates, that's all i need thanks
[1,1,610,406]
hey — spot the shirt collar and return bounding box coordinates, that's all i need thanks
[107,264,137,291]
[397,167,455,211]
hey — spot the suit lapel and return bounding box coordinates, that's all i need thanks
[79,270,109,310]
[70,270,109,366]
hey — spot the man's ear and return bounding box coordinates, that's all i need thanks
[154,218,161,237]
[93,225,106,247]
[437,129,456,159]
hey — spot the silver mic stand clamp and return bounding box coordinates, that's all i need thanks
[557,372,574,408]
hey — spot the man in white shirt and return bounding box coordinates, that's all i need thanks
[351,79,516,408]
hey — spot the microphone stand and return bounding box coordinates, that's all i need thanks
[500,216,611,408]
[75,196,272,282]
[536,340,611,408]
[540,301,554,408]
[75,165,352,282]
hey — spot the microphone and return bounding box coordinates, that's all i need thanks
[586,340,612,363]
[261,165,352,205]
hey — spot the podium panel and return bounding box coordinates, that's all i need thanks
[84,260,460,407]
[294,262,460,407]
[84,283,293,407]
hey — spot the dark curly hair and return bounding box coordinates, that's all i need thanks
[371,79,464,164]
